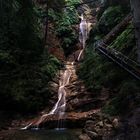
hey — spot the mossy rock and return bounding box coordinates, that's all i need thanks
[108,24,136,60]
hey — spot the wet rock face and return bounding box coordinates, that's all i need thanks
[83,113,115,140]
[110,108,140,140]
[85,130,99,139]
[79,133,92,140]
[47,30,65,61]
[49,81,59,94]
[48,46,65,61]
[82,108,140,140]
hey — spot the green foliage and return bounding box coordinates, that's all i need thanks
[88,5,129,45]
[0,0,43,64]
[97,0,130,20]
[79,26,139,116]
[79,1,139,117]
[79,39,139,116]
[79,46,139,116]
[79,48,109,91]
[0,50,61,113]
[103,81,140,115]
[98,6,126,35]
[0,0,61,113]
[41,52,61,79]
[48,9,58,21]
[78,47,129,91]
[48,0,80,56]
[108,24,136,60]
[47,0,65,12]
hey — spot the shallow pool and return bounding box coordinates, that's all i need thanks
[10,129,80,140]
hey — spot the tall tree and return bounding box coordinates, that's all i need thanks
[0,0,43,111]
[37,0,65,43]
[130,0,140,63]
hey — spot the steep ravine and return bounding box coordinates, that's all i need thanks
[0,1,140,140]
[16,51,120,136]
[19,57,102,128]
[0,54,139,140]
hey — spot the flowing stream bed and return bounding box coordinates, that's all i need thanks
[5,129,80,140]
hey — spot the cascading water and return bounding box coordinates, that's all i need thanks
[21,13,91,130]
[21,62,73,130]
[36,63,73,129]
[77,14,88,61]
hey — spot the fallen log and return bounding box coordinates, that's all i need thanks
[103,13,132,46]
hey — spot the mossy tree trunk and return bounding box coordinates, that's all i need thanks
[103,14,132,45]
[130,0,140,63]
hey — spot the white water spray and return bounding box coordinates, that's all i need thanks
[21,14,91,130]
[36,62,73,128]
[21,62,73,130]
[77,14,89,61]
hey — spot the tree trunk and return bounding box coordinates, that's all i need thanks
[44,4,48,44]
[130,0,140,63]
[103,14,132,45]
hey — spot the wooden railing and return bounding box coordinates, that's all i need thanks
[95,40,140,80]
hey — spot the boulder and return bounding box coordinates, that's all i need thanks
[79,133,92,140]
[85,130,98,139]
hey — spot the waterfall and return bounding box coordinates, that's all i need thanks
[21,62,73,130]
[35,62,73,129]
[21,14,91,130]
[77,14,89,61]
